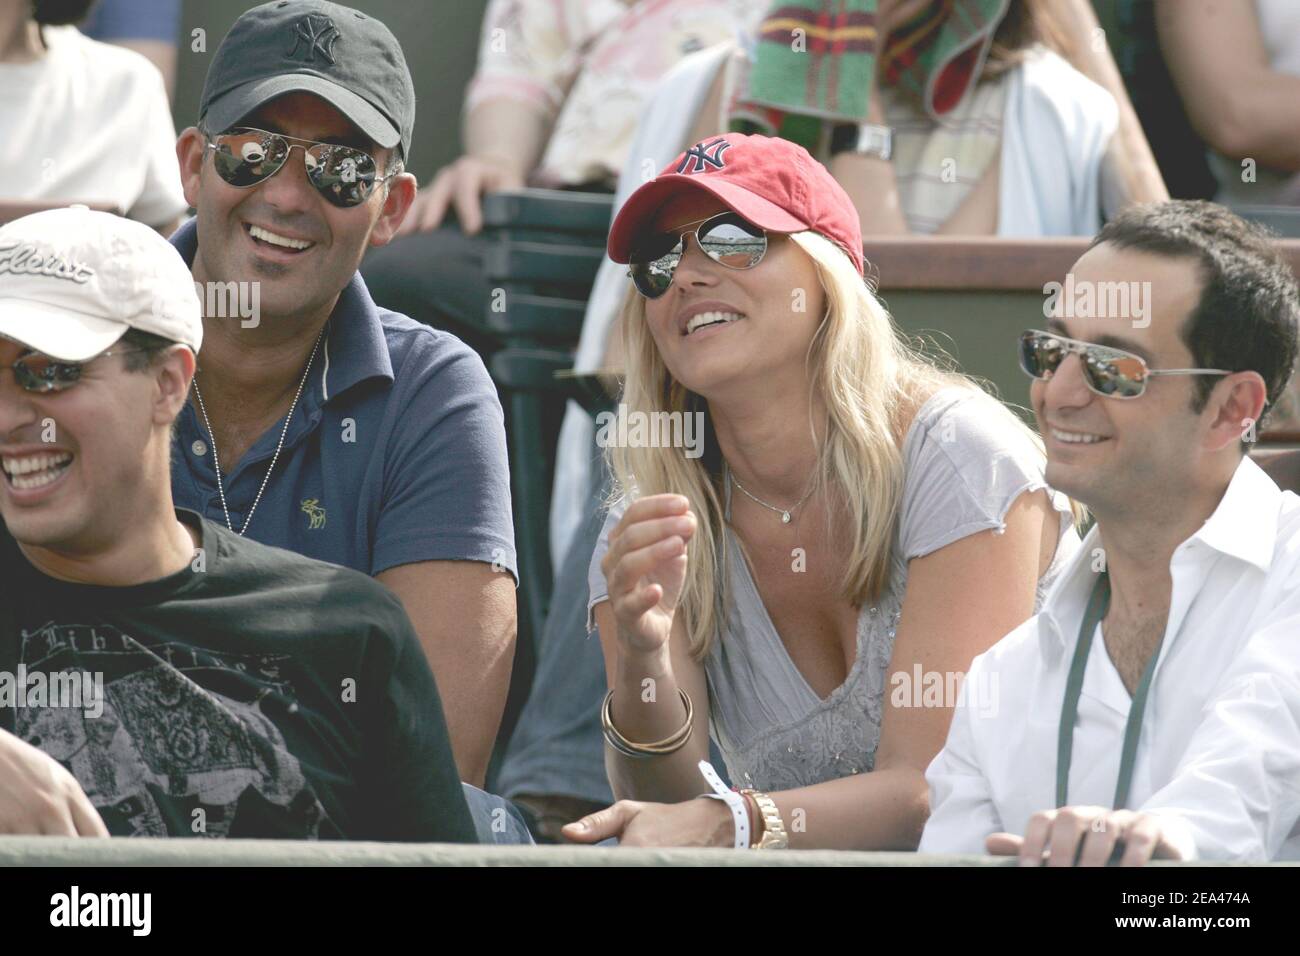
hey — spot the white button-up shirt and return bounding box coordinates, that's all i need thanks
[920,456,1300,861]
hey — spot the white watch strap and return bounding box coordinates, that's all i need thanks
[698,760,750,849]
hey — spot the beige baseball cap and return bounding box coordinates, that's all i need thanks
[0,206,202,362]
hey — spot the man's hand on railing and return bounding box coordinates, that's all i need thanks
[394,155,526,239]
[0,728,108,837]
[987,806,1186,867]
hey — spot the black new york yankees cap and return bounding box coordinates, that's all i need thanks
[198,0,415,160]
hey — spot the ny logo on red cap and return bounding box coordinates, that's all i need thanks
[677,139,731,174]
[288,14,339,64]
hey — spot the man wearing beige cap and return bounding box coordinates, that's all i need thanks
[0,207,475,841]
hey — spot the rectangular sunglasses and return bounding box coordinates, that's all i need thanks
[628,212,768,299]
[5,349,151,393]
[204,127,401,208]
[1018,329,1231,399]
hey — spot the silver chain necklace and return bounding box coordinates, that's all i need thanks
[191,330,323,537]
[727,463,815,524]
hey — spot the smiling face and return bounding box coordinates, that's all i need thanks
[0,337,184,554]
[639,191,826,402]
[179,92,408,325]
[1031,242,1220,515]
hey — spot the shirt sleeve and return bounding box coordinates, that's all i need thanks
[372,339,518,582]
[586,497,626,632]
[124,62,188,228]
[359,588,478,843]
[1136,594,1300,862]
[463,0,585,121]
[899,391,1069,561]
[917,650,1005,855]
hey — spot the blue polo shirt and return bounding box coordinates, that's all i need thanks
[168,219,518,582]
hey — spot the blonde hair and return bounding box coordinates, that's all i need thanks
[607,231,1056,660]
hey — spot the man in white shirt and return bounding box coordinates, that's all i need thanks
[920,200,1300,865]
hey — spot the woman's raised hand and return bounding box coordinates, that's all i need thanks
[600,495,697,655]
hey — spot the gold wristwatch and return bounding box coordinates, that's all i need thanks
[742,789,789,849]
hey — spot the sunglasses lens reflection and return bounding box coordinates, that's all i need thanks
[628,215,768,299]
[212,130,289,187]
[698,218,766,269]
[1021,332,1147,398]
[14,356,80,393]
[211,130,381,208]
[304,144,379,207]
[631,252,680,299]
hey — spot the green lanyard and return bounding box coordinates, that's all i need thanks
[1056,572,1166,810]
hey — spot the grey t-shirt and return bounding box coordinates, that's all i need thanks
[588,387,1080,792]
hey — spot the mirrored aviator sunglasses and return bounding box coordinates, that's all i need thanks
[628,212,769,299]
[7,349,150,394]
[1018,329,1231,400]
[205,128,397,208]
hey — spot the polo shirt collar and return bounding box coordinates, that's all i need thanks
[169,218,394,406]
[1038,454,1282,652]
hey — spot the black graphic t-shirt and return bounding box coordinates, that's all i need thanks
[0,510,476,843]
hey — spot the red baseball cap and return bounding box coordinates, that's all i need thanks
[607,132,865,275]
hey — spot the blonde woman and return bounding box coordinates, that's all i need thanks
[562,133,1080,850]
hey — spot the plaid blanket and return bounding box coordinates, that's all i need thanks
[731,0,1010,151]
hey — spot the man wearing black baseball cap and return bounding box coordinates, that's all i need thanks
[170,1,521,820]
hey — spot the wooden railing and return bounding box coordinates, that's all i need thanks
[862,236,1300,290]
[0,200,120,225]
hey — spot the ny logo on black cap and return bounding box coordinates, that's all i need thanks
[678,139,730,174]
[288,14,339,64]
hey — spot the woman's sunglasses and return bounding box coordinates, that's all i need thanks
[204,127,401,208]
[628,212,768,299]
[1018,329,1231,399]
[5,348,150,394]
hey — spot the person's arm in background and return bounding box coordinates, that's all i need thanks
[395,0,582,237]
[365,345,519,788]
[1051,0,1167,213]
[362,590,479,843]
[395,99,548,237]
[376,561,516,789]
[1156,0,1300,176]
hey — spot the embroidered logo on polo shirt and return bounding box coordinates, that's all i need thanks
[301,498,326,530]
[287,14,339,64]
[677,139,731,174]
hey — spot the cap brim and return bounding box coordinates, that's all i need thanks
[607,175,808,263]
[0,299,127,362]
[202,74,401,152]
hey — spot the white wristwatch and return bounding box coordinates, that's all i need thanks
[830,122,893,161]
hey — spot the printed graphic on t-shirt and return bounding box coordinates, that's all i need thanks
[16,621,336,838]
